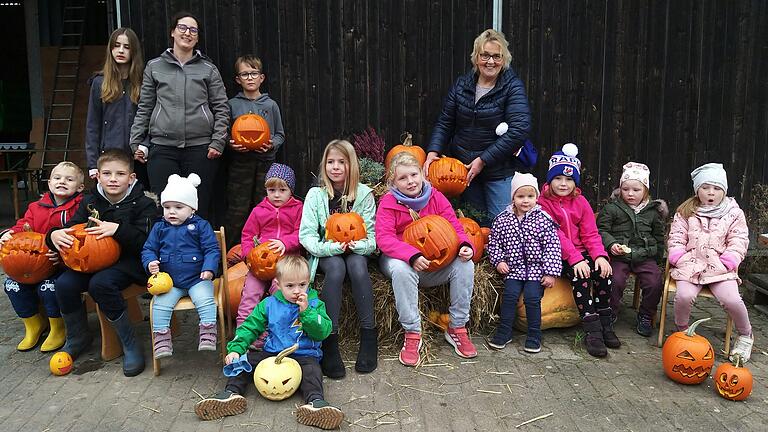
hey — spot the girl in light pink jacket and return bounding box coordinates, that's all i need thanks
[668,163,752,362]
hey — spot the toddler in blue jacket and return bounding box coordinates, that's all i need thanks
[142,173,222,359]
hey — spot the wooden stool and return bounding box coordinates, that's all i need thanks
[88,284,147,361]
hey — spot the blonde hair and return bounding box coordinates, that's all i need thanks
[676,196,702,219]
[101,28,143,104]
[275,255,309,281]
[234,55,263,74]
[470,29,512,71]
[265,177,289,189]
[51,161,85,184]
[318,139,361,201]
[386,152,423,188]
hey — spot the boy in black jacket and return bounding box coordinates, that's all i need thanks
[47,150,158,376]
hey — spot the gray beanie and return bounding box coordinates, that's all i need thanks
[691,163,728,194]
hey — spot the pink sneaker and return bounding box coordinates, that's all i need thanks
[445,327,477,358]
[399,332,422,366]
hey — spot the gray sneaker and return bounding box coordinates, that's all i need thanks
[295,399,344,430]
[194,390,246,420]
[729,334,754,363]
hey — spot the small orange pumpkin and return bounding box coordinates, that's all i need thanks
[0,223,56,284]
[428,310,451,331]
[59,206,121,273]
[231,113,271,151]
[480,227,491,245]
[427,157,468,198]
[661,318,715,385]
[713,355,753,401]
[402,209,459,272]
[50,351,73,376]
[456,210,484,263]
[384,132,427,173]
[325,195,367,243]
[247,237,282,281]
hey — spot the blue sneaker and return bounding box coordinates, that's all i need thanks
[488,329,513,350]
[523,337,541,353]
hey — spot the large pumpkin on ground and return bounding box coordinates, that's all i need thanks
[402,210,459,272]
[384,132,426,173]
[247,238,283,281]
[0,224,56,284]
[713,355,753,401]
[427,157,468,198]
[661,318,715,385]
[456,210,484,263]
[325,195,367,243]
[515,278,580,330]
[59,206,121,273]
[231,113,270,151]
[226,261,248,318]
[254,344,302,401]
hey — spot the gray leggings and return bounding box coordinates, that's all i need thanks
[318,254,375,332]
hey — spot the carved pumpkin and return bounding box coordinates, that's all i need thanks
[427,157,468,198]
[0,224,56,284]
[325,195,367,243]
[147,272,174,296]
[662,318,714,385]
[428,310,451,331]
[226,244,243,267]
[226,262,248,318]
[247,238,282,281]
[713,355,753,401]
[254,344,303,401]
[456,210,484,263]
[384,132,427,172]
[59,206,121,273]
[50,351,73,376]
[402,210,459,272]
[231,113,271,151]
[515,278,580,330]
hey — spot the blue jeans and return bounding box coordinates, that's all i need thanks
[151,279,216,331]
[4,274,61,318]
[499,279,543,340]
[55,267,138,320]
[461,175,513,226]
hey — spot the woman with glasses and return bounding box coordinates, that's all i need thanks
[426,29,531,226]
[130,11,229,220]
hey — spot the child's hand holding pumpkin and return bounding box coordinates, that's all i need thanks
[412,256,431,272]
[85,217,119,239]
[458,245,473,262]
[45,250,60,264]
[50,228,75,251]
[148,260,160,274]
[0,229,13,246]
[267,239,286,256]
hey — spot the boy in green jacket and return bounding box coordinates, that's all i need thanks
[195,255,343,429]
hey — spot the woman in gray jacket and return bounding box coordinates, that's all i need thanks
[130,11,229,219]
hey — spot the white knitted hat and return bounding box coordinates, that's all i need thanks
[510,172,539,199]
[161,173,201,210]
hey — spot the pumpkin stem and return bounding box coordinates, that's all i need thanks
[733,353,742,368]
[341,195,349,214]
[85,204,100,228]
[275,343,299,364]
[22,222,32,232]
[408,208,420,221]
[401,132,413,147]
[457,209,465,219]
[685,317,711,337]
[253,236,261,247]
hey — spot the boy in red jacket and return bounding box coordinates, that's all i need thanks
[0,161,84,352]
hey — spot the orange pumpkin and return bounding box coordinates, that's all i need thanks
[427,157,468,197]
[402,210,459,272]
[384,132,426,173]
[515,278,580,330]
[325,195,367,243]
[226,244,243,267]
[0,224,56,284]
[428,310,451,331]
[713,355,753,401]
[247,238,282,281]
[480,227,491,245]
[59,206,121,273]
[226,261,248,318]
[661,318,714,385]
[456,210,484,263]
[231,113,271,151]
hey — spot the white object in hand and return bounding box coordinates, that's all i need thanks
[495,122,509,136]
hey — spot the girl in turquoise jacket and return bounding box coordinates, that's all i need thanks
[299,139,377,378]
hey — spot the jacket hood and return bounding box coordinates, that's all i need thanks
[38,190,83,208]
[95,180,145,204]
[256,195,302,211]
[233,92,272,104]
[608,188,669,219]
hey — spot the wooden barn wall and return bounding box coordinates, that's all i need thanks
[122,0,768,211]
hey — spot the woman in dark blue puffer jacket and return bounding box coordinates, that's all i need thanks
[427,29,531,226]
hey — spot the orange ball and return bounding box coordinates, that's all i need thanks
[50,351,73,376]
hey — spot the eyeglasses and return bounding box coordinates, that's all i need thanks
[237,71,262,79]
[176,23,199,35]
[479,53,503,62]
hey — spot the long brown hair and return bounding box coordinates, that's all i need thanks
[100,27,143,104]
[676,196,702,218]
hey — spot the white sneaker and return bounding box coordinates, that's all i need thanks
[729,334,754,363]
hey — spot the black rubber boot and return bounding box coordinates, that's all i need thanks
[321,333,346,379]
[108,311,145,377]
[582,314,607,358]
[598,309,621,349]
[355,328,378,373]
[61,307,93,360]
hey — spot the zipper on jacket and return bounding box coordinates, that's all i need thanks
[200,106,211,124]
[559,200,573,240]
[276,207,282,239]
[152,105,163,124]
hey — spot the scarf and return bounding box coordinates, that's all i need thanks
[628,198,649,214]
[390,181,433,212]
[696,196,733,219]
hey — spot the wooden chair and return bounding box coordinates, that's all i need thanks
[85,284,147,361]
[149,227,230,376]
[657,260,733,353]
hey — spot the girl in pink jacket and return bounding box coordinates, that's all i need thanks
[376,153,477,367]
[538,144,618,358]
[238,163,303,329]
[668,163,753,362]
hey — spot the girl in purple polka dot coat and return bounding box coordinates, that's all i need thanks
[487,173,561,353]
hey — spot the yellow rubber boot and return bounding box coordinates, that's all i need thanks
[41,317,66,352]
[17,314,48,351]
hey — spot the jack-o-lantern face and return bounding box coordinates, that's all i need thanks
[253,344,303,401]
[662,318,715,385]
[713,356,753,401]
[402,214,459,271]
[248,240,282,281]
[427,157,468,197]
[325,212,367,243]
[147,272,174,295]
[59,205,121,273]
[457,211,484,263]
[0,226,56,284]
[231,113,271,151]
